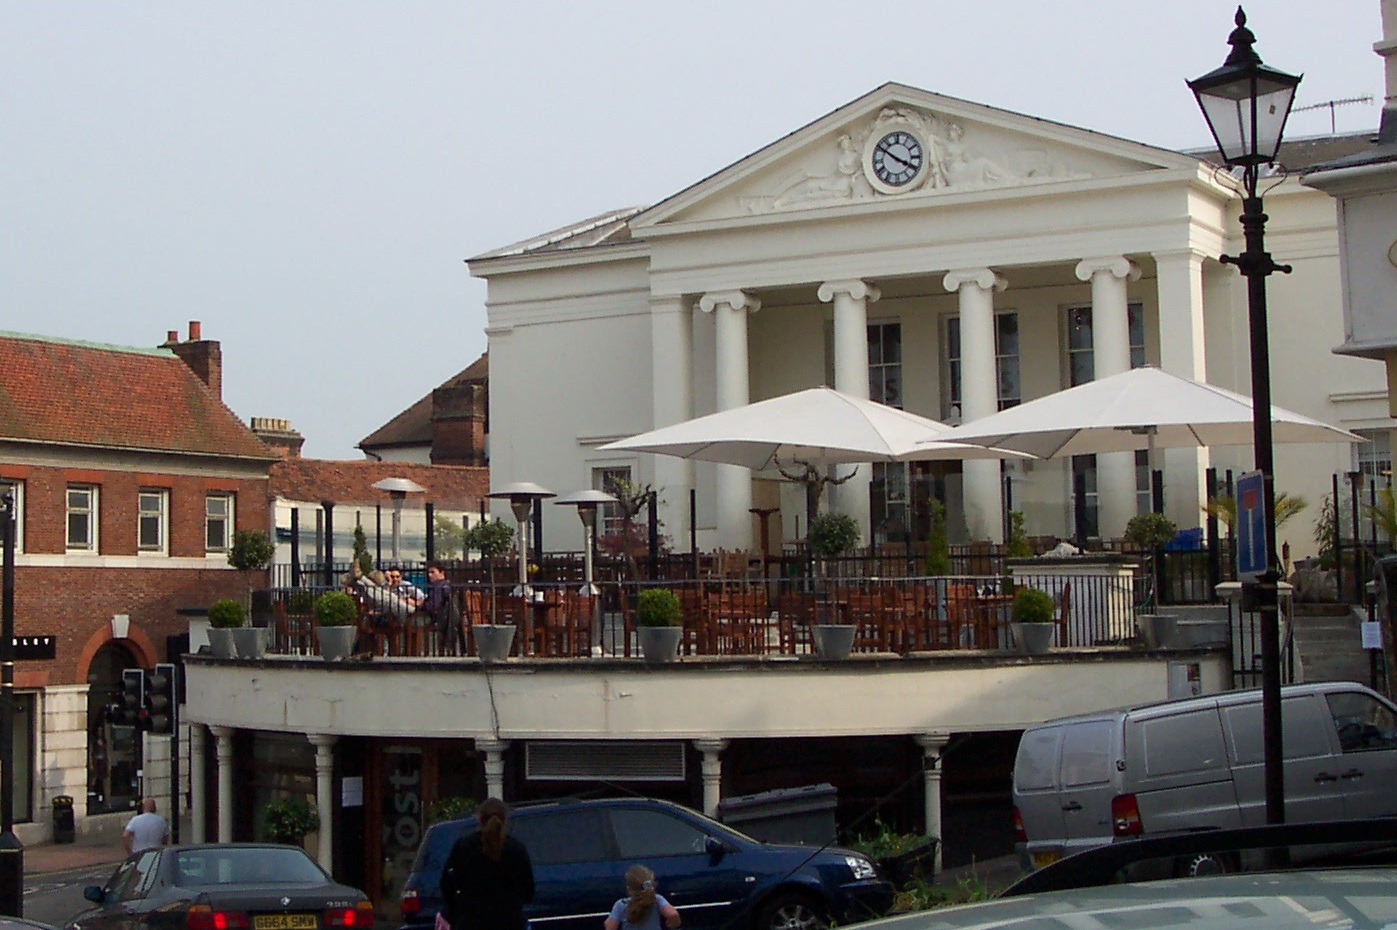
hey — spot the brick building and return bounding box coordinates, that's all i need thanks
[0,323,277,839]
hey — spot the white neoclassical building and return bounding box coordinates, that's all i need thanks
[470,83,1389,557]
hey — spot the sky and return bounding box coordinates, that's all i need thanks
[1,2,1386,460]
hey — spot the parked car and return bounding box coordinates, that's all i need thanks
[67,844,373,930]
[1012,681,1397,876]
[399,797,894,930]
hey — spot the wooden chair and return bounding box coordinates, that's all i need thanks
[272,599,315,656]
[776,591,817,655]
[1055,581,1072,647]
[678,587,707,655]
[706,589,767,655]
[946,583,979,649]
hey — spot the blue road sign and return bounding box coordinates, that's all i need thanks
[1236,470,1267,581]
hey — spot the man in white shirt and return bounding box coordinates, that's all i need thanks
[123,798,169,854]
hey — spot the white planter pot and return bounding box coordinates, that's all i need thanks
[231,628,267,660]
[1011,622,1056,655]
[813,624,856,660]
[316,625,357,662]
[207,628,238,659]
[473,625,516,663]
[638,626,683,664]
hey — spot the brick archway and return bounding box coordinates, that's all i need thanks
[76,623,158,681]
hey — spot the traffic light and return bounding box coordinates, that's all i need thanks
[120,669,145,727]
[145,663,175,734]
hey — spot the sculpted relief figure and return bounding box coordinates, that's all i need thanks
[933,122,1012,188]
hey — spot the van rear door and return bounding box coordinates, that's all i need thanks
[1057,721,1118,856]
[1013,724,1066,866]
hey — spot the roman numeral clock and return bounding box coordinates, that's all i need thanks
[862,124,930,195]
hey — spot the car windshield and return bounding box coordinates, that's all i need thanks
[173,848,328,886]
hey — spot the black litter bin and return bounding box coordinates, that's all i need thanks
[716,783,837,846]
[52,795,74,844]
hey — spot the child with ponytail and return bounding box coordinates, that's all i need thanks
[603,864,680,930]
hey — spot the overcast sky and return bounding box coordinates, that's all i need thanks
[1,2,1385,460]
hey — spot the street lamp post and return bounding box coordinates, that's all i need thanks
[1189,6,1301,827]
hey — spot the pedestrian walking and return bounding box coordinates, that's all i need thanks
[123,798,169,854]
[439,797,533,930]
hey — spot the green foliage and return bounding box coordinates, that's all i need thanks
[1203,492,1308,530]
[313,590,358,627]
[1012,587,1056,624]
[464,518,515,558]
[809,512,860,559]
[1313,492,1338,570]
[923,500,952,576]
[227,530,276,572]
[600,476,664,579]
[894,873,992,912]
[427,796,478,825]
[286,589,315,614]
[351,524,373,575]
[845,817,925,860]
[1005,510,1032,558]
[1363,486,1397,539]
[635,588,682,628]
[433,514,468,560]
[262,796,320,844]
[207,598,246,629]
[1123,512,1177,550]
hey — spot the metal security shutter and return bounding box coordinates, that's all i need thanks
[526,741,686,782]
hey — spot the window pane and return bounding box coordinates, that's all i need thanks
[68,488,90,510]
[996,314,1018,356]
[68,513,89,546]
[610,808,708,859]
[509,810,608,865]
[884,324,901,363]
[1067,308,1093,351]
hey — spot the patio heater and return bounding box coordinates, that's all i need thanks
[554,490,616,595]
[371,477,427,562]
[488,482,556,600]
[1189,5,1301,827]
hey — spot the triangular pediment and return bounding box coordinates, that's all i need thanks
[632,83,1202,230]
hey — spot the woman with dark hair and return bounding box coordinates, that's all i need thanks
[604,864,680,930]
[439,798,534,930]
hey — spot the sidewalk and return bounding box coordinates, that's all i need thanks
[23,836,125,877]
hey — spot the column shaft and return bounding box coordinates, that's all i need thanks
[189,725,206,845]
[1077,258,1141,539]
[943,270,1006,542]
[211,726,234,843]
[700,292,760,550]
[820,281,880,542]
[310,735,337,872]
[477,738,509,800]
[693,739,728,817]
[916,733,949,876]
[651,297,694,545]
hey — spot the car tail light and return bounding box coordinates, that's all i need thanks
[1012,805,1027,843]
[1111,793,1143,836]
[187,906,251,930]
[400,889,420,917]
[324,903,375,928]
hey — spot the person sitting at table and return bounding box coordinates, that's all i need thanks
[419,562,464,656]
[386,565,425,607]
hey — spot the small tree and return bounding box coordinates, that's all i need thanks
[1006,511,1032,558]
[433,514,468,560]
[228,529,275,616]
[599,476,662,579]
[263,796,320,845]
[808,512,860,560]
[1313,492,1338,570]
[1124,512,1178,551]
[350,524,373,576]
[775,457,856,538]
[923,500,952,576]
[465,518,515,623]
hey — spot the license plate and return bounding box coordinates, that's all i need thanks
[1031,851,1060,868]
[253,915,317,930]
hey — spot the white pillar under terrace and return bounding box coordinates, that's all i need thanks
[1076,257,1142,540]
[651,296,695,544]
[943,269,1006,542]
[189,724,207,844]
[915,732,949,876]
[819,280,880,544]
[211,725,234,843]
[693,739,728,817]
[477,737,510,800]
[309,734,337,871]
[699,290,761,550]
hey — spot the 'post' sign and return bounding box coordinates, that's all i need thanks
[1236,470,1268,582]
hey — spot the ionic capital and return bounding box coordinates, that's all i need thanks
[697,290,761,316]
[817,279,881,304]
[942,268,1007,294]
[1074,256,1142,283]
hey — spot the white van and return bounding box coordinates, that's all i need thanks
[1012,682,1397,875]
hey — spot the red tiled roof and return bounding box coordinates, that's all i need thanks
[270,458,490,510]
[0,333,276,460]
[359,353,488,451]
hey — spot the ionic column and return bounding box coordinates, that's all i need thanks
[699,290,761,549]
[476,738,510,800]
[189,724,207,844]
[651,297,695,545]
[1154,250,1210,524]
[309,734,337,871]
[942,269,1007,542]
[693,739,728,817]
[211,725,234,843]
[915,732,950,876]
[819,280,881,543]
[1076,257,1142,539]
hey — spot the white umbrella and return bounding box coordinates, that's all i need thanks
[600,386,1027,469]
[935,367,1362,459]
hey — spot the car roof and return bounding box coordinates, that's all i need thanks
[0,918,60,930]
[431,796,693,830]
[1026,682,1379,730]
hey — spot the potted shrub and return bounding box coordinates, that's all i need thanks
[313,590,359,661]
[1125,512,1179,647]
[262,795,320,847]
[206,598,244,659]
[465,518,516,645]
[1010,587,1057,655]
[634,588,683,664]
[807,513,860,658]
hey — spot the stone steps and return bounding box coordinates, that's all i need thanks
[1290,605,1372,685]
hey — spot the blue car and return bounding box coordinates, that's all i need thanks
[399,797,894,930]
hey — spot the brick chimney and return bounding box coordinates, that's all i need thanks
[250,417,305,458]
[430,381,487,466]
[163,320,223,398]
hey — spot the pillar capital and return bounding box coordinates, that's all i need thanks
[1074,256,1142,283]
[308,733,338,750]
[693,739,729,755]
[942,268,1007,294]
[914,731,950,754]
[475,737,510,755]
[697,290,760,316]
[817,280,881,304]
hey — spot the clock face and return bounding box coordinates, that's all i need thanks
[870,130,924,188]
